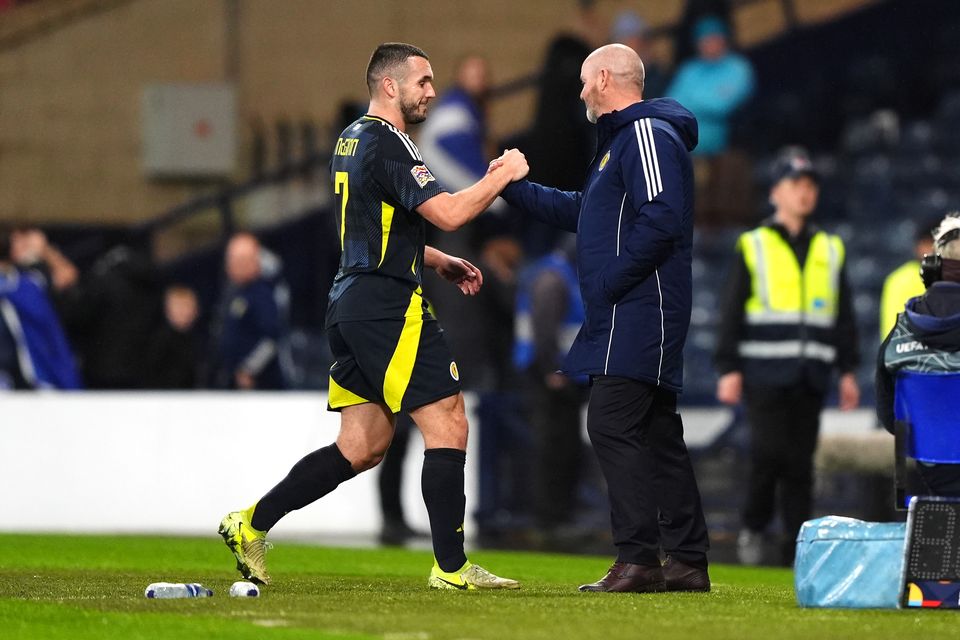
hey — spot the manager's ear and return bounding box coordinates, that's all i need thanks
[598,68,610,92]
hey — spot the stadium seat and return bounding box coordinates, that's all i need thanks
[893,371,960,508]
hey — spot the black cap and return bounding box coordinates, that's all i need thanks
[771,148,820,184]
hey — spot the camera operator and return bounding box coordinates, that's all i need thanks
[877,212,960,496]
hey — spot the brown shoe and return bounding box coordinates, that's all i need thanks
[578,562,666,593]
[662,556,710,592]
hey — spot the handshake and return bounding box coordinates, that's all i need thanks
[487,148,529,182]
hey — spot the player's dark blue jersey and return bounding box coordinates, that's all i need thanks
[326,115,445,325]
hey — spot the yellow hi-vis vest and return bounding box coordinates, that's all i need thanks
[738,227,844,367]
[879,259,924,338]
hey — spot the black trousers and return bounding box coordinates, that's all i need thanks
[529,378,586,527]
[742,384,824,559]
[586,376,709,568]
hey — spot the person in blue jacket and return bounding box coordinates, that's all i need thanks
[497,43,709,593]
[211,232,288,390]
[0,226,82,390]
[665,15,754,158]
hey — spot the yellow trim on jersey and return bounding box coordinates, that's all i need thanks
[379,202,395,267]
[328,375,370,409]
[383,291,424,412]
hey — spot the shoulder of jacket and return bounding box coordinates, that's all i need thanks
[615,117,679,156]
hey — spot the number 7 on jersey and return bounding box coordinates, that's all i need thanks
[335,171,349,250]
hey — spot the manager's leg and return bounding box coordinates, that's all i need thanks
[579,376,664,593]
[649,389,710,565]
[649,389,711,591]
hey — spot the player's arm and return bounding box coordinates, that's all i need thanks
[416,149,528,232]
[424,245,483,296]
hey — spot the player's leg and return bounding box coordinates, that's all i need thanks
[219,322,395,584]
[410,392,519,590]
[219,402,395,584]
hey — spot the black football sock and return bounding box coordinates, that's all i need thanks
[422,448,468,572]
[251,443,356,532]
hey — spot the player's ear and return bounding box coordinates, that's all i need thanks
[382,76,397,99]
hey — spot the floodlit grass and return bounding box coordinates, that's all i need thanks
[0,533,955,639]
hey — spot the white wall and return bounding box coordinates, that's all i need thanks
[0,392,876,537]
[0,392,471,537]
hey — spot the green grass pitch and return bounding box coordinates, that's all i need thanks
[0,533,956,639]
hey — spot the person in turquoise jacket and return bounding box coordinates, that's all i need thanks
[666,16,755,157]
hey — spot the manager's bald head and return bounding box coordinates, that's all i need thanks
[579,44,646,123]
[584,44,645,95]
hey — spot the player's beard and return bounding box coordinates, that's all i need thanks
[399,90,428,125]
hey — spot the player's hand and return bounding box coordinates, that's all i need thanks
[435,254,483,296]
[716,371,743,405]
[838,372,860,411]
[486,157,504,175]
[498,149,529,181]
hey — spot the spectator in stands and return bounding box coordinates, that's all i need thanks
[514,235,589,540]
[211,232,288,390]
[511,1,599,258]
[0,225,82,390]
[418,55,502,211]
[877,212,960,496]
[144,285,203,389]
[609,11,669,99]
[422,228,530,543]
[714,147,859,566]
[667,15,755,227]
[666,15,754,157]
[467,232,531,543]
[879,220,936,337]
[9,226,79,293]
[51,243,162,389]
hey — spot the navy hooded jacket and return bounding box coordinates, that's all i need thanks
[502,98,697,392]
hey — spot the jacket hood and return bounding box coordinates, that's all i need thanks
[597,98,698,151]
[905,281,960,350]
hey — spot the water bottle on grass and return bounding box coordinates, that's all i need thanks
[144,582,213,598]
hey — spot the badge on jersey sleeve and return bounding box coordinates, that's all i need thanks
[411,164,436,188]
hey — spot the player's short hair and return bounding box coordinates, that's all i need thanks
[366,42,429,96]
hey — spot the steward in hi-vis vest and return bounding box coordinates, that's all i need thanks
[713,147,860,567]
[737,226,844,387]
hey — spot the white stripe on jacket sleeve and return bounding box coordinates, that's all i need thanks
[633,118,664,201]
